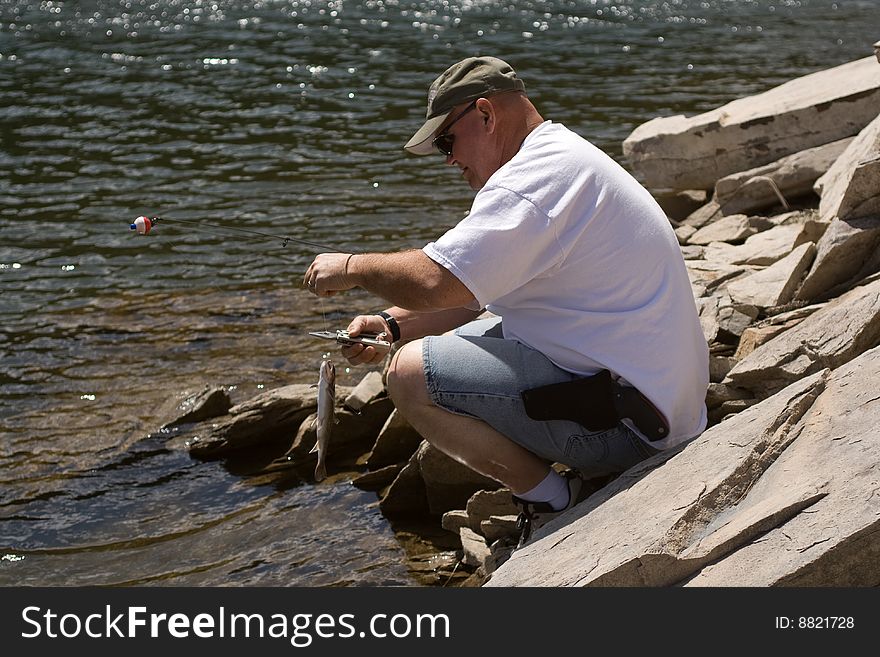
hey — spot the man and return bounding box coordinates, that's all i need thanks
[304,56,709,545]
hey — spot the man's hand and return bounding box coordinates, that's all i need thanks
[341,314,393,365]
[303,253,354,297]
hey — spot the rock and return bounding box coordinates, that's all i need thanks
[680,200,723,229]
[704,222,827,267]
[481,515,520,544]
[765,208,822,226]
[278,410,319,462]
[379,450,430,519]
[485,539,516,575]
[379,440,500,519]
[161,385,231,429]
[688,349,880,586]
[687,261,748,295]
[725,242,816,308]
[705,382,754,410]
[697,297,721,344]
[815,112,880,222]
[460,527,491,568]
[679,244,704,260]
[698,294,759,346]
[700,241,742,263]
[343,371,386,413]
[795,215,880,302]
[716,397,760,417]
[688,215,772,246]
[459,529,515,576]
[418,442,501,516]
[734,324,793,360]
[441,510,470,535]
[622,56,880,190]
[280,396,395,465]
[187,384,321,458]
[714,138,852,215]
[732,302,824,360]
[709,343,735,357]
[465,489,519,534]
[653,189,708,221]
[761,302,827,325]
[351,464,404,491]
[675,224,697,245]
[709,356,737,383]
[725,278,880,397]
[365,409,424,469]
[716,301,759,343]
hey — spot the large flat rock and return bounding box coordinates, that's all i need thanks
[487,345,880,586]
[623,57,880,190]
[686,349,880,586]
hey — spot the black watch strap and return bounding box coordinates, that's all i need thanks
[376,311,401,343]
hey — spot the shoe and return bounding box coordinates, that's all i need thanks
[512,470,594,548]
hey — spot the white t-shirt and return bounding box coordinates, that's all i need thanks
[423,121,708,448]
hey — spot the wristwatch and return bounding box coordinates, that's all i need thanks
[376,311,401,343]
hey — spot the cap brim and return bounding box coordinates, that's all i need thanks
[404,113,450,155]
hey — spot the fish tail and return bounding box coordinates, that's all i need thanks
[314,461,327,482]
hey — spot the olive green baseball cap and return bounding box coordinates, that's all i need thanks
[404,56,526,155]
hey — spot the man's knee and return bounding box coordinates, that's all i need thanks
[386,340,429,409]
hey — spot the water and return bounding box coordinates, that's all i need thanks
[1,0,877,585]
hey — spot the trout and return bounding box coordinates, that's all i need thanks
[310,359,336,482]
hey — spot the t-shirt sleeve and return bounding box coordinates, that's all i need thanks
[422,185,564,308]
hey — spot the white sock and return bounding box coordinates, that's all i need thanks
[516,469,570,511]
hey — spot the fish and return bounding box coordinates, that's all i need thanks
[310,358,336,482]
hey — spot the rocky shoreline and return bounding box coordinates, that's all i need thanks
[159,45,880,587]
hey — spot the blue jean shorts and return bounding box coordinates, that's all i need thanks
[422,317,661,479]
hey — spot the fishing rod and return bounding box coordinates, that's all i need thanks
[129,215,348,253]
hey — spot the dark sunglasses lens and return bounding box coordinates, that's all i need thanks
[434,134,454,156]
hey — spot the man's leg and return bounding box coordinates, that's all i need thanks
[387,340,551,495]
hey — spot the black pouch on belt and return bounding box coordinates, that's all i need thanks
[520,369,670,442]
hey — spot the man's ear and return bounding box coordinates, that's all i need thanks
[476,97,496,132]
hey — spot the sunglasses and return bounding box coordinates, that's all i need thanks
[432,100,478,157]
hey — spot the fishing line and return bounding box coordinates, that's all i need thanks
[320,296,329,331]
[130,215,355,254]
[130,214,354,349]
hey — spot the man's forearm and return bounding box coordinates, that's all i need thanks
[384,306,482,342]
[347,250,477,311]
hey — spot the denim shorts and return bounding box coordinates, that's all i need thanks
[422,317,661,479]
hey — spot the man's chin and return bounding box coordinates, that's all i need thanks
[462,168,483,191]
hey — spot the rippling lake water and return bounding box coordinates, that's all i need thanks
[1,0,877,585]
